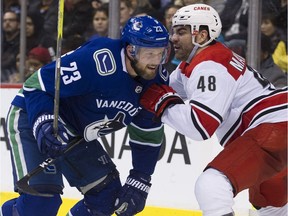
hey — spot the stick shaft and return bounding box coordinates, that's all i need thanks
[53,0,65,135]
[16,137,83,197]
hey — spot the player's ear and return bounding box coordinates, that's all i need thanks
[202,29,209,40]
[126,45,134,58]
[196,29,209,45]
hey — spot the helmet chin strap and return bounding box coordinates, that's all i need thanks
[186,38,199,63]
[192,34,214,48]
[186,35,214,63]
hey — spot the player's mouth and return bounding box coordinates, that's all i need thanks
[147,65,158,70]
[173,45,180,52]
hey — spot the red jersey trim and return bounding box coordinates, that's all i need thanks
[180,42,246,80]
[190,100,223,139]
[192,105,220,137]
[221,89,288,146]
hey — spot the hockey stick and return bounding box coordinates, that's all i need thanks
[53,0,65,136]
[16,137,83,197]
[15,0,67,197]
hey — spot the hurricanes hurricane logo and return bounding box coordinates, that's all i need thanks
[84,112,126,141]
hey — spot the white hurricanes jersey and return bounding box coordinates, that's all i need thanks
[163,42,287,147]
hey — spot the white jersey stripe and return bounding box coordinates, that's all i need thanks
[220,88,287,146]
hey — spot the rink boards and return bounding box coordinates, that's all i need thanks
[0,86,253,216]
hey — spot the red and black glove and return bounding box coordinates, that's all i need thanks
[140,84,184,119]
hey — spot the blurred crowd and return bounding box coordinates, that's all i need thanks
[1,0,287,86]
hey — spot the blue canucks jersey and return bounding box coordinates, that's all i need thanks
[11,37,169,175]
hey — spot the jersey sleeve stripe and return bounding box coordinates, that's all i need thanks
[192,106,221,137]
[190,108,209,140]
[23,69,45,92]
[220,88,288,146]
[190,100,223,123]
[38,69,46,91]
[129,122,164,132]
[189,100,222,138]
[249,104,287,126]
[129,139,162,147]
[128,124,164,146]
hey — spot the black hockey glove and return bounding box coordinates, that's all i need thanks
[33,114,69,158]
[140,84,184,119]
[114,170,151,216]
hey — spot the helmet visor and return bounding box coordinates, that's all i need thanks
[132,45,170,65]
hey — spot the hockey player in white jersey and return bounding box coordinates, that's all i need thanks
[140,4,287,216]
[1,16,170,216]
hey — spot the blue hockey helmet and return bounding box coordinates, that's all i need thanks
[121,15,169,48]
[121,16,170,64]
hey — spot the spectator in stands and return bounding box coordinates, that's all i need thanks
[62,34,86,54]
[120,0,134,30]
[9,47,52,83]
[89,0,103,9]
[277,0,287,34]
[130,1,165,37]
[220,0,282,39]
[25,12,56,52]
[206,0,226,14]
[272,39,288,73]
[131,5,159,20]
[260,34,287,88]
[262,0,282,18]
[1,10,20,83]
[26,47,52,77]
[220,0,281,43]
[224,39,247,58]
[135,0,151,8]
[130,0,138,10]
[174,0,213,6]
[26,13,44,52]
[85,4,109,41]
[3,0,21,14]
[219,0,284,62]
[6,53,22,83]
[163,3,181,33]
[131,7,150,17]
[148,0,162,10]
[261,13,287,72]
[182,0,205,5]
[63,0,93,38]
[220,0,249,43]
[28,0,58,47]
[163,3,182,73]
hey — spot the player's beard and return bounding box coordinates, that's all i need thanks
[131,59,157,80]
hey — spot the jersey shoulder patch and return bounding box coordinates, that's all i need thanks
[93,48,116,76]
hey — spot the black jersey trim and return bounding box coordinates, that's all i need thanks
[220,88,288,146]
[190,100,223,123]
[190,108,209,140]
[249,104,288,126]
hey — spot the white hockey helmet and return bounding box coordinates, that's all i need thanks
[172,4,222,47]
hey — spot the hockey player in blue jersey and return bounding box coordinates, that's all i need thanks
[1,16,170,216]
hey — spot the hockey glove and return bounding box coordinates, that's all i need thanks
[140,84,184,118]
[33,114,69,158]
[114,170,151,216]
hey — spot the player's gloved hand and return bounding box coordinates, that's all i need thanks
[33,114,69,158]
[140,84,184,119]
[114,170,151,216]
